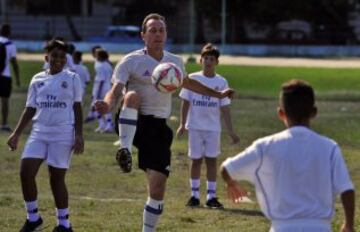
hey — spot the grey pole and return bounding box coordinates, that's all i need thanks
[221,0,226,53]
[188,0,196,63]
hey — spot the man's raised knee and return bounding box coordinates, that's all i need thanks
[123,91,140,109]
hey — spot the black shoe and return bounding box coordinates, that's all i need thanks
[19,217,43,232]
[205,197,224,209]
[84,116,95,123]
[116,148,132,173]
[52,225,73,232]
[1,125,12,132]
[186,196,200,207]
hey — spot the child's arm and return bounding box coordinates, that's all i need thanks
[176,99,190,137]
[340,189,355,232]
[7,107,36,151]
[220,165,248,203]
[72,102,84,154]
[221,106,240,144]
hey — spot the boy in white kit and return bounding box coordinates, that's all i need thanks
[92,49,113,133]
[72,51,90,101]
[177,43,239,208]
[221,80,355,232]
[7,40,84,232]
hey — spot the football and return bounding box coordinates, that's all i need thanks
[151,62,183,93]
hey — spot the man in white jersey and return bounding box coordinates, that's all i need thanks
[0,23,20,131]
[7,40,83,232]
[177,43,239,209]
[221,80,355,232]
[95,13,234,232]
[72,50,90,101]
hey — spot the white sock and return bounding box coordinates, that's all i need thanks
[105,113,112,126]
[142,197,163,232]
[97,115,105,129]
[56,208,70,228]
[190,179,200,199]
[25,200,40,222]
[118,107,138,152]
[207,181,217,200]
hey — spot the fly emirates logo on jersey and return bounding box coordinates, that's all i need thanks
[37,94,67,109]
[192,95,218,108]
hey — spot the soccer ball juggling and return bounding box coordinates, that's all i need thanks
[151,62,183,93]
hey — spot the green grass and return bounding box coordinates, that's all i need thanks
[0,61,359,231]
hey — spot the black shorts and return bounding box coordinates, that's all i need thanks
[133,114,173,177]
[0,77,11,98]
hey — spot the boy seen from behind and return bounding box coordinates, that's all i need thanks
[177,43,239,208]
[221,80,355,232]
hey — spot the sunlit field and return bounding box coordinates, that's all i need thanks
[0,60,359,231]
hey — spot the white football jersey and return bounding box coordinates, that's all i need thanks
[26,70,83,134]
[222,126,354,221]
[179,71,230,131]
[73,63,90,89]
[112,49,186,118]
[0,36,17,78]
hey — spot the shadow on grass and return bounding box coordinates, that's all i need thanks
[222,208,264,217]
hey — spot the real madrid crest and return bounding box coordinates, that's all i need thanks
[61,81,68,89]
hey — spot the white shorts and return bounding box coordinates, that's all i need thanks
[270,219,331,232]
[92,81,111,100]
[22,134,74,169]
[188,129,220,159]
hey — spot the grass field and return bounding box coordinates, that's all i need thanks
[0,61,359,231]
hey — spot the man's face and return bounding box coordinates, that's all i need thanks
[141,19,167,50]
[46,48,67,73]
[200,55,218,71]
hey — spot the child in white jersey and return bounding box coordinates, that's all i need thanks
[7,39,84,232]
[72,50,90,101]
[221,80,355,232]
[92,49,113,133]
[177,43,239,208]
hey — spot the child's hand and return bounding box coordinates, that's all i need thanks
[340,223,354,232]
[94,100,109,115]
[229,132,240,144]
[176,125,186,138]
[72,135,84,154]
[227,180,248,203]
[7,133,20,151]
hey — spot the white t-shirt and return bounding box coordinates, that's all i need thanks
[26,69,83,136]
[179,71,230,132]
[0,36,17,78]
[222,126,354,221]
[73,63,90,89]
[112,49,186,118]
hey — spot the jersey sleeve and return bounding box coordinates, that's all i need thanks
[25,78,37,108]
[73,74,83,102]
[179,88,191,101]
[222,141,262,183]
[9,44,17,58]
[112,56,132,84]
[331,146,354,195]
[220,79,231,106]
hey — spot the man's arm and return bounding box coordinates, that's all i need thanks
[182,76,234,99]
[95,83,124,114]
[10,57,20,87]
[340,189,355,232]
